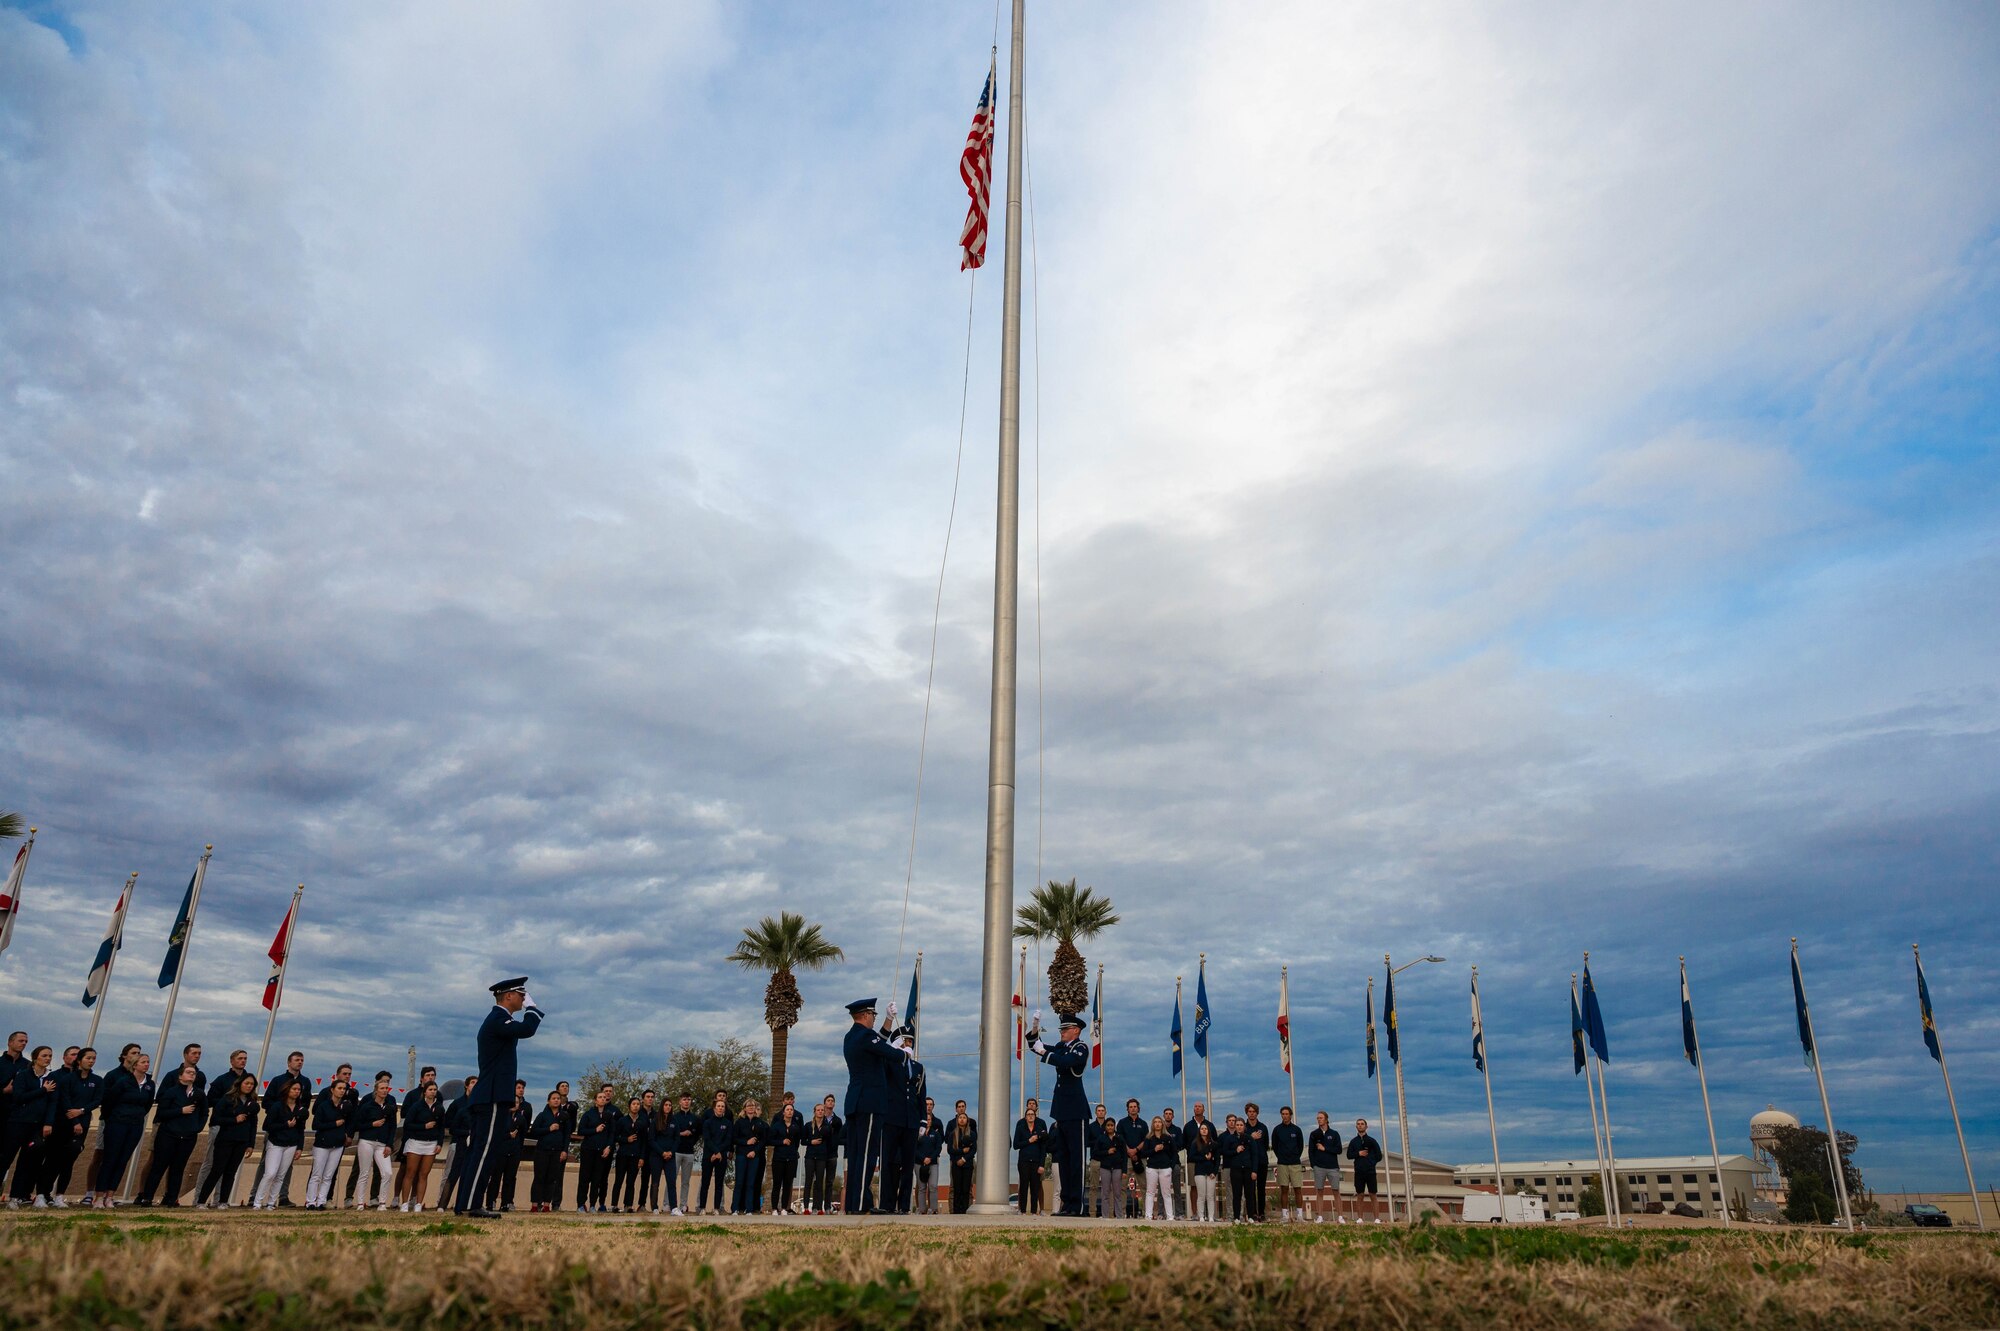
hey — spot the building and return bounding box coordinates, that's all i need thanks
[1749,1105,1797,1209]
[1451,1154,1760,1219]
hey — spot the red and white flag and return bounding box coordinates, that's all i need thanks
[959,58,996,270]
[1277,969,1293,1074]
[262,896,298,1011]
[1013,982,1024,1060]
[0,834,33,957]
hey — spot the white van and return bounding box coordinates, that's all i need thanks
[1461,1193,1547,1224]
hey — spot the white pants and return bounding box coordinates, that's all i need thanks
[1144,1167,1175,1220]
[1194,1173,1217,1221]
[306,1146,344,1205]
[253,1146,298,1206]
[353,1141,395,1206]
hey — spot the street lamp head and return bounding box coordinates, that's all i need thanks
[1420,955,1445,965]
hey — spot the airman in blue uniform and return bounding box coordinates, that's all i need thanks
[453,976,543,1218]
[1030,1013,1091,1215]
[840,997,902,1215]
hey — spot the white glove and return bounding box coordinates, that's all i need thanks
[1030,1038,1048,1057]
[519,992,540,1018]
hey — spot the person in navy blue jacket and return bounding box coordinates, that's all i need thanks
[575,1085,617,1214]
[2,1045,56,1206]
[769,1100,805,1215]
[667,1094,700,1214]
[635,1091,668,1213]
[840,997,902,1216]
[86,1045,153,1206]
[1239,1103,1270,1222]
[1013,1098,1049,1215]
[612,1095,647,1213]
[730,1098,767,1215]
[527,1090,571,1213]
[305,1079,353,1209]
[485,1083,531,1213]
[396,1081,446,1212]
[803,1101,840,1215]
[452,976,544,1219]
[39,1046,101,1206]
[696,1091,733,1215]
[349,1073,400,1210]
[252,1080,308,1209]
[194,1073,260,1208]
[913,1098,945,1215]
[134,1063,205,1206]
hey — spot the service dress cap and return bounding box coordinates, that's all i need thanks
[490,976,530,996]
[1057,1012,1084,1029]
[846,997,878,1015]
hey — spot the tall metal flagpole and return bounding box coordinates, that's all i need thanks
[1176,976,1187,1122]
[1282,966,1297,1115]
[1682,958,1731,1226]
[254,885,305,1087]
[1916,944,1986,1230]
[129,844,212,1197]
[84,872,139,1052]
[971,0,1028,1217]
[1473,967,1503,1214]
[1199,953,1213,1118]
[1386,954,1415,1223]
[1576,973,1611,1226]
[1370,976,1390,1222]
[1096,963,1105,1107]
[1793,939,1854,1230]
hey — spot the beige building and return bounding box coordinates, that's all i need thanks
[1451,1154,1760,1219]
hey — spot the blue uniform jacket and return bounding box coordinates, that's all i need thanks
[1033,1037,1091,1122]
[402,1093,447,1143]
[841,1022,899,1117]
[264,1101,308,1149]
[97,1067,155,1126]
[699,1109,734,1160]
[354,1092,399,1145]
[1240,1120,1270,1169]
[51,1068,103,1144]
[7,1064,56,1129]
[1087,1119,1121,1165]
[616,1111,649,1159]
[1346,1132,1382,1174]
[946,1116,979,1167]
[530,1107,570,1152]
[1012,1115,1049,1166]
[1272,1122,1305,1166]
[310,1093,353,1147]
[212,1094,260,1145]
[731,1114,766,1159]
[770,1111,806,1166]
[577,1105,617,1159]
[468,1004,542,1105]
[153,1080,207,1136]
[1309,1127,1344,1169]
[667,1109,702,1156]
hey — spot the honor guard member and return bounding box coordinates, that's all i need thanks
[452,976,544,1218]
[880,1025,925,1213]
[840,997,901,1215]
[1028,1013,1091,1216]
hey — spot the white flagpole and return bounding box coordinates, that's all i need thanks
[1577,974,1611,1227]
[1176,975,1186,1122]
[1792,939,1854,1229]
[1371,975,1390,1223]
[255,885,305,1087]
[1386,953,1416,1223]
[128,844,212,1197]
[1473,967,1503,1213]
[1682,958,1731,1226]
[0,827,34,961]
[84,872,138,1052]
[1584,952,1620,1225]
[1282,966,1297,1115]
[1916,945,1986,1231]
[1200,954,1212,1123]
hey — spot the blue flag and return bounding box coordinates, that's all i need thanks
[1569,977,1586,1074]
[1680,960,1699,1068]
[1581,962,1609,1063]
[1384,963,1399,1065]
[1915,951,1941,1064]
[1171,991,1184,1078]
[904,963,921,1035]
[1791,945,1815,1069]
[158,869,197,988]
[1193,963,1211,1060]
[1366,983,1378,1080]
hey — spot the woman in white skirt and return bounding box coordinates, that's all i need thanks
[1185,1119,1220,1221]
[1140,1116,1177,1220]
[304,1079,353,1209]
[252,1081,309,1208]
[396,1083,444,1211]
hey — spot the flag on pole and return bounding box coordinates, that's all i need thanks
[1680,960,1699,1067]
[1365,983,1378,1079]
[1192,962,1211,1059]
[1089,975,1103,1069]
[1915,951,1941,1064]
[158,869,197,988]
[1171,991,1184,1078]
[1569,976,1587,1075]
[84,875,134,1007]
[1384,962,1400,1064]
[1470,971,1486,1073]
[262,895,298,1011]
[0,835,31,957]
[1277,970,1293,1074]
[1581,962,1610,1062]
[1791,945,1815,1069]
[958,58,996,270]
[1013,976,1024,1060]
[904,961,921,1035]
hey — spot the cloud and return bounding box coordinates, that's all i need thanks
[1,1,1996,1190]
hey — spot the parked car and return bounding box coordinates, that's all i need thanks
[1905,1204,1952,1228]
[1670,1202,1703,1218]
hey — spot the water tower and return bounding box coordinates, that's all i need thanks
[1750,1105,1798,1206]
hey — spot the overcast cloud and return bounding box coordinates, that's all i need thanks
[2,1,1997,1190]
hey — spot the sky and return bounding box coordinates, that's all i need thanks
[1,2,1997,1192]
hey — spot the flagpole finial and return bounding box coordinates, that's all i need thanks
[1678,954,1684,962]
[205,844,213,851]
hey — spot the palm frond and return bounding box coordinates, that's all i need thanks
[724,910,845,973]
[0,812,23,840]
[1011,878,1118,944]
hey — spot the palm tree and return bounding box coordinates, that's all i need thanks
[1014,878,1119,1017]
[725,912,844,1106]
[0,812,22,840]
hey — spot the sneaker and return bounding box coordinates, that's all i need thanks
[220,1202,234,1210]
[400,1202,410,1212]
[31,1197,48,1209]
[671,1207,684,1217]
[51,1196,68,1209]
[414,1203,424,1213]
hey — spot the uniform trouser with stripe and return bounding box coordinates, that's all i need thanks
[451,1103,503,1214]
[880,1127,911,1212]
[1052,1118,1085,1213]
[841,1111,881,1214]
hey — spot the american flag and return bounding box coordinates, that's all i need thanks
[959,58,996,270]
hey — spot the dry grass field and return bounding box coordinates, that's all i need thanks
[2,1210,1997,1330]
